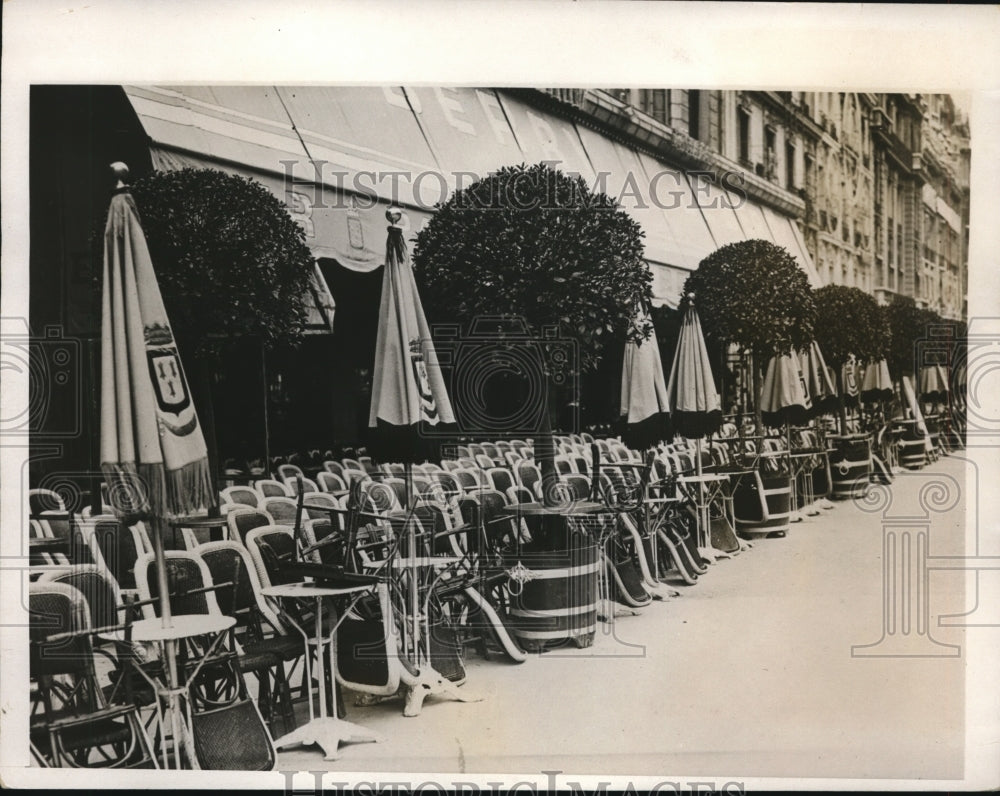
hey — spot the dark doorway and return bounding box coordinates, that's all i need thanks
[319,259,383,446]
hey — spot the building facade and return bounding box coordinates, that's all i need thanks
[554,88,969,321]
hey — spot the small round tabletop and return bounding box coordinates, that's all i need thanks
[389,556,465,569]
[262,582,374,600]
[677,473,728,483]
[169,515,229,529]
[506,501,609,516]
[28,564,75,579]
[28,537,70,551]
[130,614,236,642]
[30,512,72,523]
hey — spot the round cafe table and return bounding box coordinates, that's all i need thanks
[128,614,236,769]
[262,581,383,760]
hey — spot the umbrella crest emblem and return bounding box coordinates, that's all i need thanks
[144,323,197,435]
[409,338,439,423]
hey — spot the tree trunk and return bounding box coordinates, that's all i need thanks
[835,367,848,436]
[536,375,559,508]
[752,352,763,436]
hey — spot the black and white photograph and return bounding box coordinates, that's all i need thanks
[2,2,999,791]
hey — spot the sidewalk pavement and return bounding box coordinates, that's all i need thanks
[277,454,972,782]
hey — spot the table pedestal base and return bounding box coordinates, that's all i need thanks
[698,545,734,563]
[272,717,383,760]
[402,667,482,718]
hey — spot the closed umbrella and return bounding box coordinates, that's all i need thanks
[841,354,862,407]
[798,341,838,416]
[99,162,214,767]
[665,301,722,439]
[760,353,811,428]
[665,298,724,559]
[620,303,671,450]
[368,206,474,717]
[902,375,933,457]
[860,359,893,403]
[619,303,671,589]
[369,207,455,466]
[919,364,949,404]
[760,352,811,524]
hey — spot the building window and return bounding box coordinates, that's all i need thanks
[738,107,750,166]
[764,126,777,181]
[785,141,796,189]
[638,89,669,125]
[688,89,701,139]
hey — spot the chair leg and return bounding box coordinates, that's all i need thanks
[271,664,296,737]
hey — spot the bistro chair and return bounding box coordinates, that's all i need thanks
[196,541,299,737]
[453,469,482,494]
[506,485,535,506]
[432,471,462,500]
[301,518,344,566]
[514,461,543,499]
[30,518,71,567]
[259,497,298,526]
[283,476,319,496]
[341,468,371,488]
[80,517,147,596]
[503,450,523,468]
[562,473,592,502]
[244,526,299,592]
[299,491,338,523]
[226,508,273,547]
[484,467,516,496]
[276,463,305,484]
[323,460,345,478]
[254,479,290,499]
[220,486,260,510]
[316,471,347,494]
[29,582,157,769]
[133,552,276,769]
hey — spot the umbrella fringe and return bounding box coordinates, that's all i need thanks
[101,459,212,517]
[165,458,215,516]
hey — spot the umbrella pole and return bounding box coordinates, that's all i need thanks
[645,448,659,581]
[787,420,799,521]
[150,515,185,767]
[405,462,422,664]
[696,441,707,550]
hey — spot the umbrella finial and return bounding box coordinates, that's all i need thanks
[686,292,696,303]
[386,204,409,231]
[110,161,130,189]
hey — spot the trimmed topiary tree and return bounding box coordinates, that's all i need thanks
[813,285,889,432]
[131,168,318,501]
[682,239,815,432]
[413,162,652,505]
